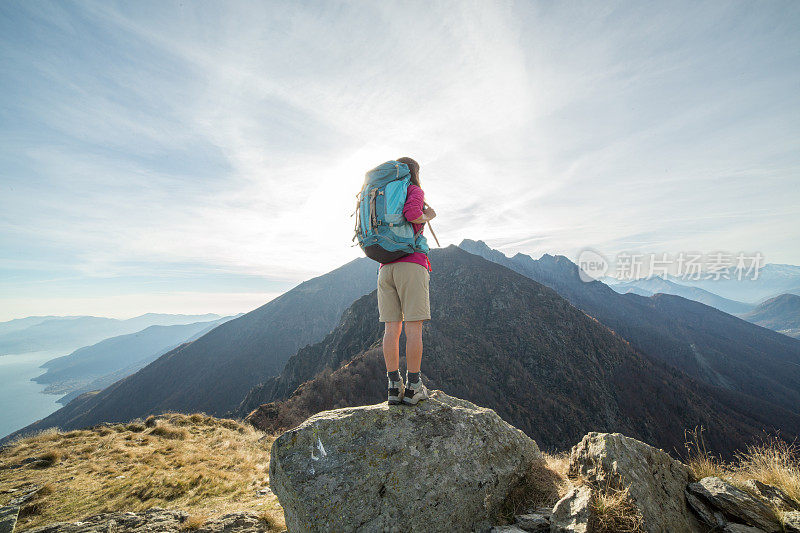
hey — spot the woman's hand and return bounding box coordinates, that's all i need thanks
[410,205,436,224]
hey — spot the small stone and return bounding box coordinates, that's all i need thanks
[550,485,594,533]
[0,506,20,533]
[491,526,528,532]
[784,510,800,532]
[514,512,549,531]
[743,480,800,512]
[685,489,726,529]
[724,524,767,533]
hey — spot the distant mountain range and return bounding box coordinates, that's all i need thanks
[0,316,76,337]
[604,264,800,304]
[244,246,800,458]
[458,240,800,414]
[607,276,753,315]
[2,258,377,440]
[33,316,236,404]
[741,294,800,339]
[0,313,222,356]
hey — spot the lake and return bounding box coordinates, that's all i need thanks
[0,350,65,440]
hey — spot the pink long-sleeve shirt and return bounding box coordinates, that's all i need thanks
[380,183,432,272]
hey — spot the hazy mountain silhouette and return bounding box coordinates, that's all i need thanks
[0,313,221,356]
[3,258,376,441]
[34,317,236,403]
[458,240,800,413]
[245,246,800,458]
[0,316,69,337]
[741,294,800,339]
[659,263,800,303]
[609,276,752,315]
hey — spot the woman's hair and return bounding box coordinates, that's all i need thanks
[396,157,420,187]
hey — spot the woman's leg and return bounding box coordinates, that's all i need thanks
[404,320,423,373]
[383,321,403,372]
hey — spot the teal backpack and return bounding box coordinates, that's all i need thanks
[353,160,429,263]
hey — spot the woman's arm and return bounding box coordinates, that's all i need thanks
[404,186,436,224]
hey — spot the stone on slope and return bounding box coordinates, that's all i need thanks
[269,389,542,533]
[685,490,726,529]
[24,509,271,532]
[568,432,702,533]
[514,512,549,531]
[0,506,19,533]
[784,510,800,532]
[550,485,594,533]
[686,477,780,532]
[743,479,800,512]
[723,524,767,533]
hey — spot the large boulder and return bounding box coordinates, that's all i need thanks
[269,389,542,533]
[686,477,781,532]
[568,432,702,533]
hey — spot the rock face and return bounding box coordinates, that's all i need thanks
[24,509,271,532]
[269,389,542,533]
[568,432,702,533]
[686,477,781,532]
[550,485,594,533]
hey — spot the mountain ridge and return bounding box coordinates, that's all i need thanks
[245,246,800,458]
[458,239,800,413]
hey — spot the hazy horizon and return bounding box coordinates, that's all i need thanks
[2,1,799,320]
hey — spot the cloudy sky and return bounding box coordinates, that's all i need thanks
[1,1,798,320]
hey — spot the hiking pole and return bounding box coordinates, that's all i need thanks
[427,221,440,247]
[423,203,441,247]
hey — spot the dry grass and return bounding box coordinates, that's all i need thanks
[591,480,644,533]
[181,513,209,530]
[496,451,571,524]
[0,413,286,532]
[685,428,800,503]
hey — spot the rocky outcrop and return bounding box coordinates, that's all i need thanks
[686,477,781,532]
[568,432,702,533]
[269,389,542,533]
[550,485,594,533]
[24,509,271,532]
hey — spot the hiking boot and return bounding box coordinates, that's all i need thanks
[402,379,429,406]
[388,378,405,405]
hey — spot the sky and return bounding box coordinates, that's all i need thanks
[1,1,798,321]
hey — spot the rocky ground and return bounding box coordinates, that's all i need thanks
[2,390,798,532]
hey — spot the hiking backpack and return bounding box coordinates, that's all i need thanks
[353,160,429,263]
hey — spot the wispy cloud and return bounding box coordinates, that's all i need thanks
[1,0,798,319]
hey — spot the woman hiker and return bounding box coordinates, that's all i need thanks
[379,156,436,406]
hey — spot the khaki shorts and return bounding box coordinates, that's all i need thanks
[377,262,431,322]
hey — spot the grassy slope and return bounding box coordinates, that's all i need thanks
[0,414,285,531]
